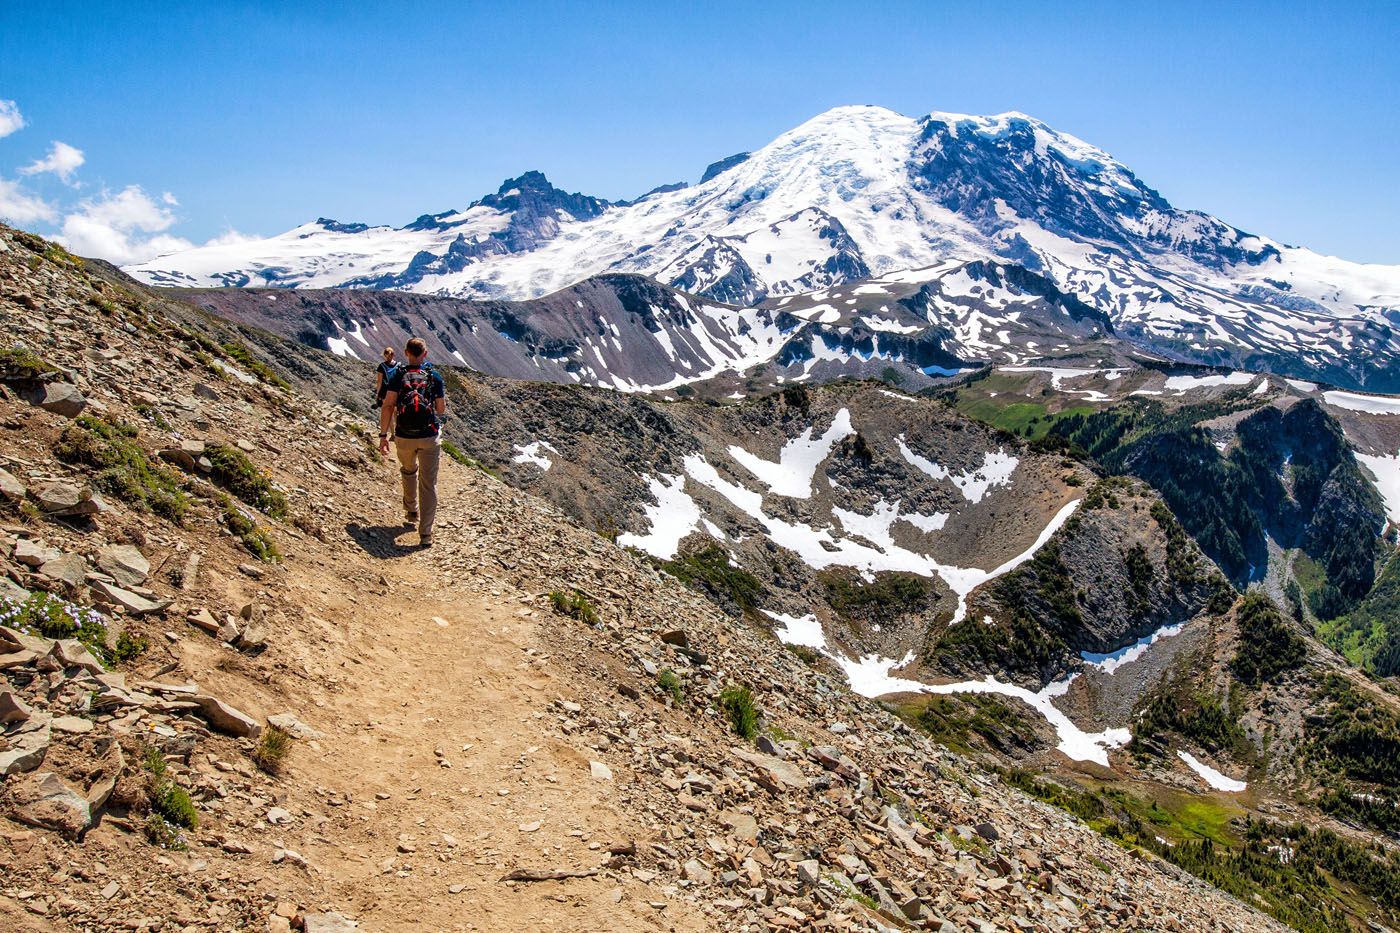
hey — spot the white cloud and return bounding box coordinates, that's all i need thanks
[57,185,194,264]
[0,100,23,139]
[203,228,260,247]
[0,177,57,225]
[20,141,85,184]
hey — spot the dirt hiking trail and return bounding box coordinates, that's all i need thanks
[271,465,709,932]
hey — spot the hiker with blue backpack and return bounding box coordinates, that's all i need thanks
[373,346,397,411]
[377,337,447,548]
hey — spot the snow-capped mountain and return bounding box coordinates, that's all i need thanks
[128,105,1400,390]
[170,257,1126,395]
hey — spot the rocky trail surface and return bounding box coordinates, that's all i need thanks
[0,225,1288,931]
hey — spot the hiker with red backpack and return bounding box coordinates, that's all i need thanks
[378,337,447,548]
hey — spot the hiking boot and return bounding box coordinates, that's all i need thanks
[419,533,433,548]
[404,511,418,526]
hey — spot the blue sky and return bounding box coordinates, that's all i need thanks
[1,0,1397,263]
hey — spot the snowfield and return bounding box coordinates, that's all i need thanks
[896,436,1018,504]
[1357,452,1400,525]
[760,610,826,650]
[616,411,1078,628]
[1324,390,1400,416]
[1081,621,1185,674]
[615,473,701,558]
[728,408,854,498]
[1162,372,1257,393]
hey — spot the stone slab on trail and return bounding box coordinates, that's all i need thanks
[96,544,150,587]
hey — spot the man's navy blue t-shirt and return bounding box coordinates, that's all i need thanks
[385,363,445,438]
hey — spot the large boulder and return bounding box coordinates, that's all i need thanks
[7,771,91,838]
[732,748,808,792]
[13,538,60,567]
[0,690,33,724]
[48,639,107,676]
[159,439,205,472]
[807,745,861,784]
[38,552,88,587]
[33,482,107,517]
[90,578,170,616]
[85,739,125,813]
[190,693,262,738]
[268,712,322,739]
[27,382,87,418]
[302,913,358,933]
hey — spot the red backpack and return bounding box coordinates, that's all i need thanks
[394,365,439,436]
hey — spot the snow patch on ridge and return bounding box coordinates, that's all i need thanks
[326,335,357,358]
[688,448,1077,623]
[1081,622,1184,674]
[1357,451,1400,525]
[1000,365,1123,387]
[833,654,1128,767]
[761,610,826,650]
[1324,390,1400,416]
[1162,372,1256,393]
[728,409,854,499]
[1177,751,1248,792]
[615,473,701,559]
[895,436,1018,503]
[511,440,559,471]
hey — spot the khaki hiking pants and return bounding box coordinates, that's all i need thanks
[394,435,441,535]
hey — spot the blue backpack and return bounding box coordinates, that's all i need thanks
[375,361,400,405]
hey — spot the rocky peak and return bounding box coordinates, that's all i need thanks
[313,217,373,234]
[699,151,751,183]
[912,113,1164,244]
[477,170,611,222]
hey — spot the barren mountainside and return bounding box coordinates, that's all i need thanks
[0,226,1319,931]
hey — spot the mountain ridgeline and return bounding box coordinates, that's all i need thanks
[129,105,1400,392]
[169,260,1113,396]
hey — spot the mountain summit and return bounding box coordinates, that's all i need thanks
[127,104,1400,390]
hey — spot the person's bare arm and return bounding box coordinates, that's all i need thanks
[378,392,397,453]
